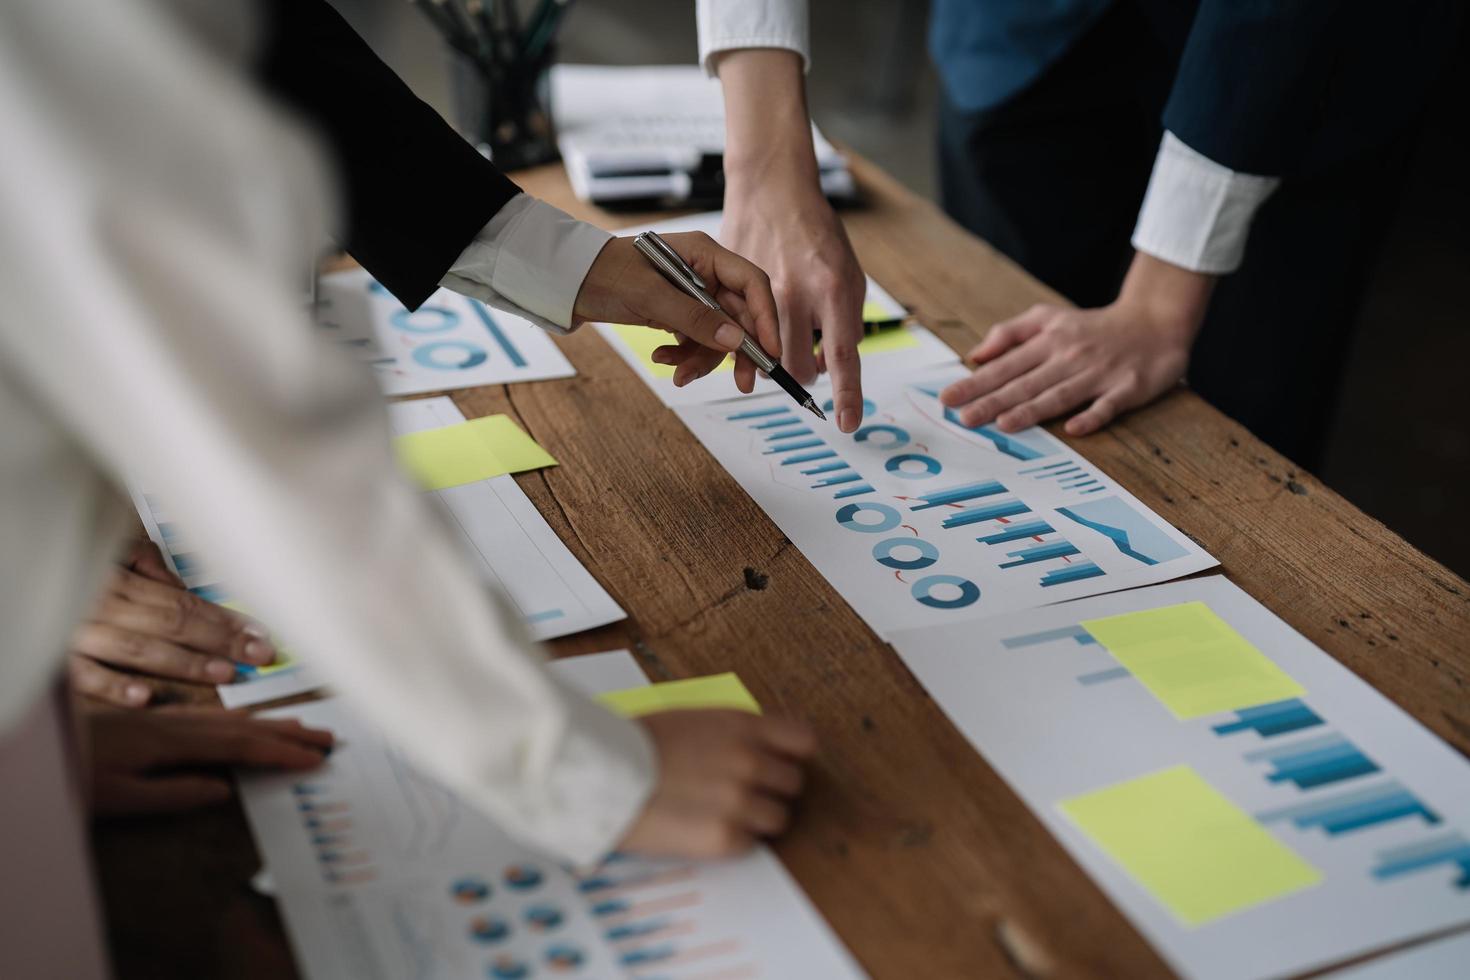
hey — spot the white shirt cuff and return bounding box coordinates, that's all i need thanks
[696,0,810,76]
[442,194,612,334]
[1131,131,1281,275]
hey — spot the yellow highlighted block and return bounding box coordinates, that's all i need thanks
[1059,765,1321,926]
[1082,602,1304,720]
[394,415,557,490]
[598,673,762,718]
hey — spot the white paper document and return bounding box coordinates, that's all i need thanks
[675,364,1216,636]
[238,651,867,980]
[594,212,960,408]
[387,397,626,641]
[132,398,623,708]
[890,577,1470,980]
[318,268,575,397]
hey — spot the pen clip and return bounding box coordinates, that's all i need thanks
[643,231,708,291]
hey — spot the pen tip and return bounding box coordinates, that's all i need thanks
[806,401,828,422]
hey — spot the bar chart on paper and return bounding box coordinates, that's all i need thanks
[890,577,1470,980]
[237,652,867,980]
[317,268,574,396]
[675,365,1215,637]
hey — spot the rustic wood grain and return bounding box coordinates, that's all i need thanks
[93,154,1470,980]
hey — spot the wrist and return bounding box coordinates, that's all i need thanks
[715,49,820,194]
[1114,251,1216,344]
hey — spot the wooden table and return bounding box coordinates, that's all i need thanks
[94,155,1470,979]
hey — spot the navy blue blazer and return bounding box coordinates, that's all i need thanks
[930,0,1462,176]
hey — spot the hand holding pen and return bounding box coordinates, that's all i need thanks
[572,232,794,400]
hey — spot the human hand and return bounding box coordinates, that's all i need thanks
[940,254,1215,436]
[573,233,781,395]
[617,710,817,858]
[68,538,277,707]
[710,47,869,433]
[721,181,867,432]
[85,706,333,816]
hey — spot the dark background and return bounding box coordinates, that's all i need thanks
[339,0,1470,579]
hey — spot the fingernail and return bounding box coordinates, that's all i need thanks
[126,683,150,705]
[714,323,744,350]
[244,639,275,665]
[207,659,237,682]
[838,408,858,432]
[242,622,270,641]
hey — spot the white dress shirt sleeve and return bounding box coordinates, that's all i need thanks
[696,0,810,76]
[442,194,611,334]
[0,0,651,868]
[1131,131,1282,275]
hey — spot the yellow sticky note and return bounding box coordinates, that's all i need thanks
[217,600,297,676]
[854,325,920,355]
[394,415,556,490]
[1060,766,1321,926]
[597,673,762,718]
[1082,602,1304,720]
[861,300,896,321]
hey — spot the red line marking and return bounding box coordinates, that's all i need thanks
[894,571,906,583]
[901,524,919,536]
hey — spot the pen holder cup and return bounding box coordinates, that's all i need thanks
[449,46,560,171]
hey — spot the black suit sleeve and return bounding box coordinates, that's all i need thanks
[1163,0,1461,177]
[255,0,521,308]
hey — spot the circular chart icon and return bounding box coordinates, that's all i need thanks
[884,453,941,479]
[873,537,940,570]
[487,955,531,979]
[468,916,511,945]
[544,944,585,972]
[451,876,492,904]
[524,904,564,932]
[413,341,488,371]
[835,502,902,533]
[911,574,981,609]
[503,864,544,891]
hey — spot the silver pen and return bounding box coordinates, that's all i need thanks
[632,231,827,422]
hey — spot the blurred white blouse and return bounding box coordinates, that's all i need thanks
[0,0,654,891]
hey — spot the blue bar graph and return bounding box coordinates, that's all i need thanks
[1039,561,1105,587]
[526,608,565,624]
[1372,833,1470,889]
[1245,734,1380,789]
[766,428,811,441]
[999,541,1082,567]
[908,479,1008,510]
[912,384,1053,461]
[189,583,228,603]
[834,483,876,499]
[1213,699,1324,738]
[727,406,789,420]
[801,461,849,475]
[1258,780,1440,836]
[751,416,800,430]
[813,472,863,488]
[941,499,1031,528]
[977,520,1056,545]
[779,449,838,465]
[1000,624,1098,649]
[1018,461,1071,474]
[763,438,824,454]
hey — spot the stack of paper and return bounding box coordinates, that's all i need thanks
[551,65,855,208]
[238,651,868,980]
